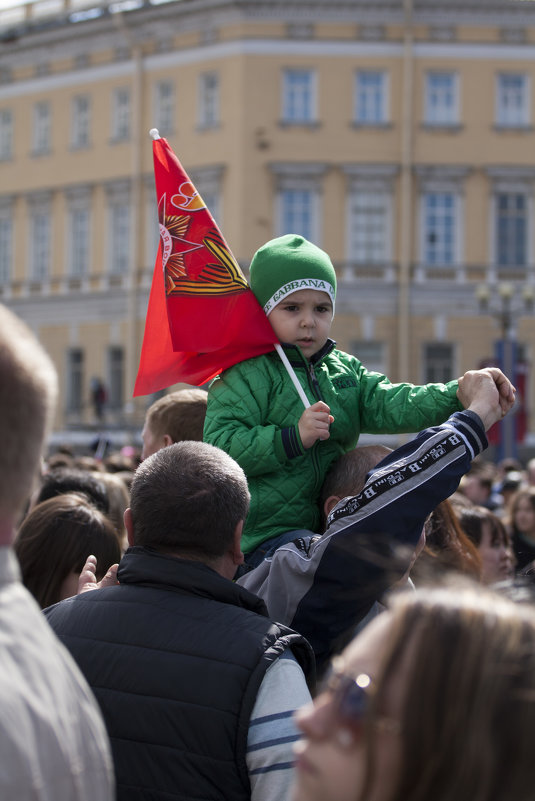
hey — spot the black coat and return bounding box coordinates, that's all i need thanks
[45,546,314,801]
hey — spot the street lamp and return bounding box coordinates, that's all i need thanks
[475,282,534,460]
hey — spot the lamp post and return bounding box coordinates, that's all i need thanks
[476,282,534,460]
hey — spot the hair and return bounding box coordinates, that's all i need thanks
[104,451,139,473]
[14,493,121,608]
[129,440,250,560]
[35,468,110,514]
[97,471,130,549]
[458,461,497,501]
[145,388,208,443]
[362,583,535,801]
[508,487,535,535]
[457,505,510,549]
[412,499,482,582]
[0,304,58,523]
[320,445,392,525]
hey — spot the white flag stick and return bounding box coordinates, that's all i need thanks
[275,344,311,409]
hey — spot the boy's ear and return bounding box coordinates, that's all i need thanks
[323,495,341,520]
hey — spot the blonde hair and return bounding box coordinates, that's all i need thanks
[145,388,208,443]
[0,305,57,522]
[364,583,535,801]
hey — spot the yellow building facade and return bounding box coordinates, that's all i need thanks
[1,0,535,454]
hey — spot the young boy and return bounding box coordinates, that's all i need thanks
[203,234,510,566]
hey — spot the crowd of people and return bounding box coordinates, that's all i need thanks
[2,234,535,801]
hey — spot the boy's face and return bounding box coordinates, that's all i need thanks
[268,289,333,360]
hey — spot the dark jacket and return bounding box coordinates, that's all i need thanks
[239,409,488,671]
[204,340,461,552]
[45,547,314,801]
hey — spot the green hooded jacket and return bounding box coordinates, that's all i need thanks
[204,340,461,554]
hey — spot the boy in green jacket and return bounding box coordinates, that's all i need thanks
[203,234,513,567]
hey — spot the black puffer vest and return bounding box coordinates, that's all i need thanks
[45,547,314,801]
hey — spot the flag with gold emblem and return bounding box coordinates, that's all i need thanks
[133,133,278,396]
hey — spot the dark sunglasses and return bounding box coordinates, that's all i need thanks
[324,658,400,747]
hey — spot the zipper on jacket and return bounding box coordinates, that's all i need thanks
[307,362,323,401]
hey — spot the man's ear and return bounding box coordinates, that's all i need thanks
[323,495,341,521]
[124,507,134,547]
[162,433,173,448]
[231,520,245,566]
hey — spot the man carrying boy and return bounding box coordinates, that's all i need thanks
[204,233,514,566]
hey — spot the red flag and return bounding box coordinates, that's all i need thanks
[133,135,278,397]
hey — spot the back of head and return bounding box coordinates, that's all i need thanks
[14,492,121,608]
[373,584,535,801]
[145,388,208,443]
[321,445,391,526]
[0,305,58,527]
[35,467,110,514]
[249,234,337,315]
[130,440,250,560]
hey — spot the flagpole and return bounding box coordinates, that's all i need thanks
[275,344,311,409]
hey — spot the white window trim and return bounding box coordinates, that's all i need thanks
[270,162,327,244]
[64,188,92,282]
[281,68,318,124]
[197,71,220,129]
[354,70,389,125]
[0,204,13,287]
[495,72,531,128]
[486,168,535,279]
[32,100,51,155]
[70,94,91,150]
[424,71,459,126]
[0,108,13,161]
[111,86,131,142]
[154,80,175,135]
[418,191,463,270]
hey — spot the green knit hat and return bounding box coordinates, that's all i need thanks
[249,234,336,316]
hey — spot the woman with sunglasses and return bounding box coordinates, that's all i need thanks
[293,583,535,801]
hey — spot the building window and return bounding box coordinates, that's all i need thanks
[422,192,457,265]
[278,189,316,240]
[107,346,124,410]
[32,101,51,155]
[496,73,529,127]
[350,341,386,374]
[0,214,12,284]
[424,72,458,125]
[68,207,90,277]
[30,210,51,280]
[495,192,527,267]
[282,69,316,124]
[71,95,90,149]
[109,202,130,274]
[198,72,219,128]
[0,109,12,160]
[423,343,454,383]
[347,190,390,264]
[354,71,387,125]
[66,348,84,414]
[112,87,130,141]
[154,81,174,135]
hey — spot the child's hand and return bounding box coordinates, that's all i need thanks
[298,401,334,449]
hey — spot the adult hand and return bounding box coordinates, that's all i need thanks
[298,401,334,449]
[457,368,515,431]
[77,554,119,594]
